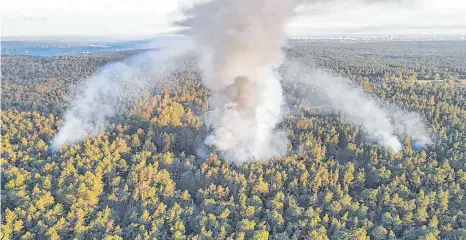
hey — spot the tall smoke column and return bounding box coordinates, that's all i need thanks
[180,0,300,163]
[52,40,192,150]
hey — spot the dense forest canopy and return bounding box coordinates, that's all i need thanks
[1,41,466,239]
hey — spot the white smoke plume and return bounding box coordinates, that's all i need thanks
[387,106,432,146]
[178,0,302,163]
[280,60,431,153]
[52,0,431,162]
[51,39,193,150]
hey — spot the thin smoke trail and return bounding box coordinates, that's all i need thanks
[52,39,193,149]
[280,60,431,152]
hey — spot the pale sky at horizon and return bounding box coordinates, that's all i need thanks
[1,0,465,40]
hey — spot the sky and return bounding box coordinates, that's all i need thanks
[1,0,465,40]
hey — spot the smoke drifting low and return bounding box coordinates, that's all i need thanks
[280,60,431,153]
[51,41,193,150]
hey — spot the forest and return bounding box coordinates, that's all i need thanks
[1,41,466,239]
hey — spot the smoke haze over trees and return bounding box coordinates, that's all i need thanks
[2,40,466,239]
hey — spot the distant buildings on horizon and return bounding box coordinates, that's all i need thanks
[289,35,466,42]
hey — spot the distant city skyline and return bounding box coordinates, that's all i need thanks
[2,0,465,40]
